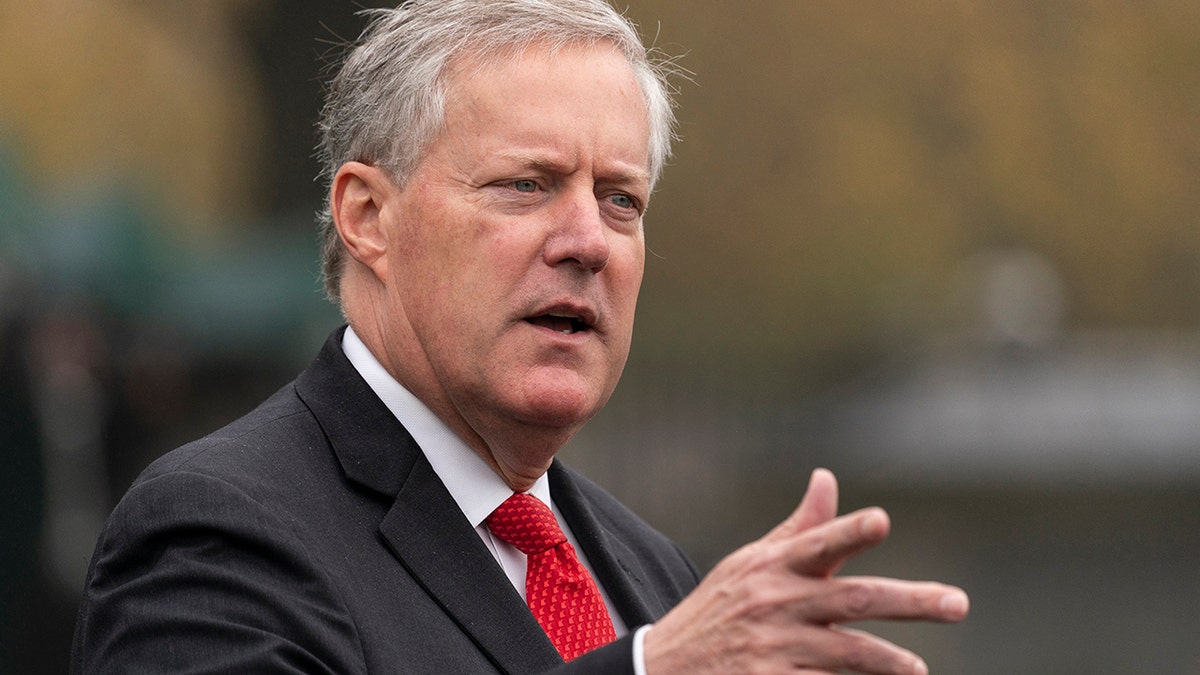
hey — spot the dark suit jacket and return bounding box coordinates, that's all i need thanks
[71,329,700,674]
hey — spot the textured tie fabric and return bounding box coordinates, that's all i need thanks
[485,493,617,661]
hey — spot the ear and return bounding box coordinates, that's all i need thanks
[331,161,395,283]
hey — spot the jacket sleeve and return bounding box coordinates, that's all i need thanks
[71,469,366,674]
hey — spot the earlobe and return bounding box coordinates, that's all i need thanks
[331,161,392,282]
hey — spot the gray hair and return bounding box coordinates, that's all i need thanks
[315,0,680,302]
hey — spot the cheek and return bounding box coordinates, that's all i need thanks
[393,205,490,304]
[612,241,646,308]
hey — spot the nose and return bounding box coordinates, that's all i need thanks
[543,189,610,273]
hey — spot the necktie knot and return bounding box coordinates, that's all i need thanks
[486,493,566,556]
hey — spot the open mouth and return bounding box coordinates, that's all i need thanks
[526,313,590,335]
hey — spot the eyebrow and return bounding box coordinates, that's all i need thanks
[498,151,651,187]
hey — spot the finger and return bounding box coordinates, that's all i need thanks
[764,468,839,543]
[793,625,930,675]
[788,506,891,577]
[800,576,971,625]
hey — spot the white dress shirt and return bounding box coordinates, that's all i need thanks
[340,328,643,636]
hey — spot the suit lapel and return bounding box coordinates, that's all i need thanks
[379,458,565,674]
[295,329,563,674]
[550,464,666,628]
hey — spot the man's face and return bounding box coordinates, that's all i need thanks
[375,41,650,446]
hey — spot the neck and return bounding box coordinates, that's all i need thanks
[472,426,573,493]
[341,283,575,494]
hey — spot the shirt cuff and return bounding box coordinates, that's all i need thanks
[632,624,654,675]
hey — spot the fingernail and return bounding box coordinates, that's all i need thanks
[912,657,929,675]
[939,591,969,618]
[858,509,886,536]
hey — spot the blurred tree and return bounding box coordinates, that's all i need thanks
[1,0,1197,380]
[0,0,272,232]
[622,0,1200,387]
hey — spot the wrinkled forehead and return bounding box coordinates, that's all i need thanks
[447,39,648,145]
[441,39,651,140]
[391,36,657,190]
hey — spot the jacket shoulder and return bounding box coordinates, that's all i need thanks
[137,381,321,486]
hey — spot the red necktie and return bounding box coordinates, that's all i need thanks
[485,493,617,661]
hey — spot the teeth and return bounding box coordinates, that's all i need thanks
[548,312,583,334]
[528,311,587,334]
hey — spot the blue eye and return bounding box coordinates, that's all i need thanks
[512,179,538,193]
[609,194,635,210]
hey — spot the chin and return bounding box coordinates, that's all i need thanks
[513,379,609,431]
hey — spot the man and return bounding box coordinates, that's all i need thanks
[72,1,968,673]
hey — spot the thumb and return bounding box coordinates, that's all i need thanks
[764,468,839,542]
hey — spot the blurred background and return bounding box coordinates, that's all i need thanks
[1,0,1197,672]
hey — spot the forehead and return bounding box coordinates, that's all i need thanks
[437,40,651,170]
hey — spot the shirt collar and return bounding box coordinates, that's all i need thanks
[340,326,551,526]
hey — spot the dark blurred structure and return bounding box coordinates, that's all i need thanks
[2,1,1199,672]
[0,266,46,674]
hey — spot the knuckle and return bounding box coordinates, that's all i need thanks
[836,642,870,671]
[805,534,830,564]
[738,579,784,618]
[832,630,882,672]
[841,582,874,618]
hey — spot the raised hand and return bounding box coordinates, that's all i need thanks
[644,469,968,675]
